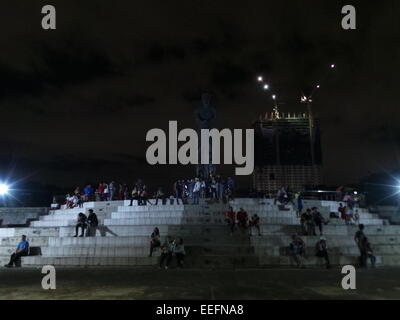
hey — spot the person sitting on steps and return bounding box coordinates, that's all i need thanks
[149,227,161,257]
[249,214,261,236]
[129,187,139,206]
[236,208,248,233]
[86,209,98,237]
[159,237,175,270]
[174,237,186,268]
[74,212,87,237]
[289,233,306,268]
[4,235,30,268]
[315,236,330,269]
[225,206,236,235]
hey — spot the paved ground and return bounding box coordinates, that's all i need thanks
[0,266,400,300]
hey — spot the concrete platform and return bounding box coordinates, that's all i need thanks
[0,199,399,269]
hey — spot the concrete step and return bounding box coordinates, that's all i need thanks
[46,235,250,247]
[250,235,400,246]
[253,244,400,256]
[22,256,158,267]
[259,254,380,267]
[110,211,295,219]
[183,254,260,268]
[40,214,111,221]
[103,217,300,226]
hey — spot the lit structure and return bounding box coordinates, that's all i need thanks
[252,109,323,194]
[253,64,335,193]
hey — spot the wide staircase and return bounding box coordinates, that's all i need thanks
[0,198,399,268]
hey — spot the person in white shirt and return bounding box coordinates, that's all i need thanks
[192,178,201,205]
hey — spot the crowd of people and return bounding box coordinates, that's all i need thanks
[289,190,375,269]
[0,182,368,270]
[63,175,235,209]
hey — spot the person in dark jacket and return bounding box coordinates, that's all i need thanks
[74,212,87,237]
[312,207,324,236]
[86,209,99,237]
[315,236,330,268]
[149,227,161,257]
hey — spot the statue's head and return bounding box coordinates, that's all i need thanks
[201,93,211,107]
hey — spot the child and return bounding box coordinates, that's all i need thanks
[159,237,175,270]
[354,210,360,225]
[363,237,376,268]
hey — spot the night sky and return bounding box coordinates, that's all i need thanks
[0,0,399,193]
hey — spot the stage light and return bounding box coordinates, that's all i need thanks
[316,84,320,89]
[0,184,9,195]
[331,64,335,68]
[257,76,263,82]
[272,94,276,100]
[263,84,269,90]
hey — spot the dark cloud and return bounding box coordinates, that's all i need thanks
[0,0,399,191]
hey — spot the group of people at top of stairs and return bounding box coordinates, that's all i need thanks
[224,207,261,236]
[63,180,156,208]
[60,175,236,209]
[74,209,99,237]
[149,227,186,270]
[172,175,235,205]
[289,224,376,269]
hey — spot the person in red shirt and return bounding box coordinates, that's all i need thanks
[338,203,347,220]
[236,208,248,231]
[98,183,104,201]
[225,206,236,235]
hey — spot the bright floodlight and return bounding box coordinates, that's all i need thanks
[316,84,320,89]
[263,84,269,90]
[331,64,335,68]
[257,76,263,82]
[272,94,276,100]
[0,184,9,195]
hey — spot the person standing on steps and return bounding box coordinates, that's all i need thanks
[74,212,87,237]
[295,192,303,218]
[174,180,183,205]
[312,207,325,236]
[354,224,367,267]
[363,237,376,268]
[192,178,201,205]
